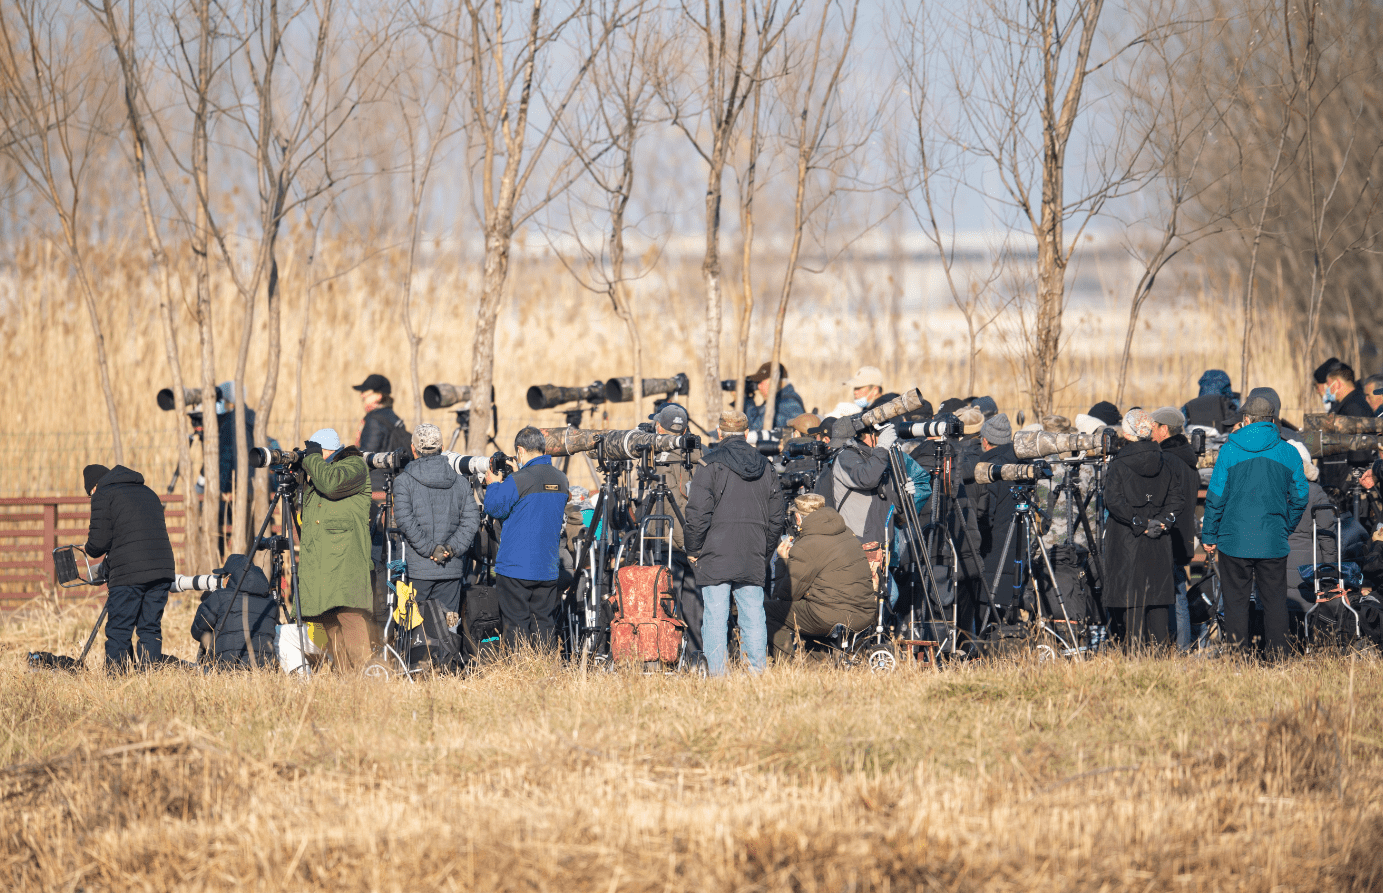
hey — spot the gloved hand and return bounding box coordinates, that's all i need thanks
[302,441,323,457]
[430,545,451,563]
[876,424,898,450]
[1143,520,1166,539]
[1130,516,1146,535]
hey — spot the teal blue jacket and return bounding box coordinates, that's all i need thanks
[1201,421,1308,559]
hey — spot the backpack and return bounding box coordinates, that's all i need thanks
[609,565,684,664]
[463,584,503,658]
[386,417,412,454]
[1036,543,1099,625]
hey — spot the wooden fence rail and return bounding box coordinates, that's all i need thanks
[0,496,186,609]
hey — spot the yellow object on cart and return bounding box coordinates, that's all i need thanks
[392,580,423,630]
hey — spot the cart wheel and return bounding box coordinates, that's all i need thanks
[1036,643,1058,663]
[363,662,391,681]
[864,644,897,674]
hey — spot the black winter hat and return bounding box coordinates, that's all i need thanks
[1087,401,1122,427]
[83,464,109,496]
[936,397,968,417]
[1313,357,1343,385]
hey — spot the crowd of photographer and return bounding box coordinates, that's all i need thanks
[71,357,1383,675]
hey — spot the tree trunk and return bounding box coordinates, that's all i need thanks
[467,223,512,454]
[701,146,729,429]
[193,0,221,565]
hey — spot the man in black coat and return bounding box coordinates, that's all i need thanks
[684,410,785,675]
[190,554,277,668]
[972,413,1027,614]
[1151,407,1202,650]
[82,464,176,670]
[1102,410,1185,648]
[353,373,409,492]
[1325,364,1375,418]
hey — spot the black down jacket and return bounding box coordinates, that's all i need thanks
[393,454,481,581]
[83,466,175,587]
[190,565,277,667]
[359,405,408,491]
[1159,434,1202,568]
[1102,440,1185,609]
[976,442,1023,605]
[684,436,786,588]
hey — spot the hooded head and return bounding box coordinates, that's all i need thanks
[1197,369,1234,398]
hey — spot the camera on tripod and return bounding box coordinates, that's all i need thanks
[975,460,1053,485]
[827,388,927,440]
[1011,429,1115,460]
[781,469,818,492]
[249,447,305,469]
[784,439,828,461]
[895,417,960,439]
[362,447,411,472]
[745,428,787,454]
[157,385,224,412]
[526,382,605,411]
[449,452,514,478]
[604,373,690,403]
[1303,431,1383,462]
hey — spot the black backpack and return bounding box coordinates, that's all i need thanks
[386,417,412,454]
[1036,543,1099,625]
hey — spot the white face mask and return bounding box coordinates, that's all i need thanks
[854,396,870,409]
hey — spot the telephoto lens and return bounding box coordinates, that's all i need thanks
[974,461,1053,485]
[172,574,218,592]
[534,427,698,461]
[248,447,304,468]
[1011,430,1108,460]
[896,417,960,439]
[157,385,223,411]
[744,429,785,454]
[780,470,818,491]
[445,453,509,477]
[361,448,411,471]
[604,373,690,403]
[1302,413,1383,434]
[830,388,926,440]
[1301,431,1383,458]
[423,383,472,410]
[526,382,605,410]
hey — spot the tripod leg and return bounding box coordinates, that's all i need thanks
[77,600,110,667]
[1031,519,1081,656]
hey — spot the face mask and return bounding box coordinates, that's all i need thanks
[854,397,870,409]
[1323,391,1336,408]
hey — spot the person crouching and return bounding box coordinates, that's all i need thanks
[765,493,876,659]
[190,554,277,668]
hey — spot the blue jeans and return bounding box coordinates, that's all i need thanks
[700,583,766,675]
[1172,565,1191,651]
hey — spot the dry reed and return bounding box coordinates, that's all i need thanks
[1,596,1381,891]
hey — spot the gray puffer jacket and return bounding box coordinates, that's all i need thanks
[393,454,481,581]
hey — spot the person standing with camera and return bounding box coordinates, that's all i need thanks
[393,423,481,616]
[298,428,375,671]
[83,464,175,671]
[483,426,570,650]
[1201,394,1308,659]
[684,410,785,675]
[648,403,705,656]
[1102,409,1185,648]
[354,373,410,492]
[744,362,807,431]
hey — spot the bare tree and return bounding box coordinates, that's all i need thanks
[555,0,661,422]
[456,0,627,454]
[88,0,202,567]
[653,0,800,428]
[0,1,126,462]
[761,0,865,429]
[894,2,1012,396]
[940,0,1154,416]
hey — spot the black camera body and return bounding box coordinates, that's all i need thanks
[781,469,818,493]
[784,439,828,461]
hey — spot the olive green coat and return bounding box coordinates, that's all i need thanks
[298,449,373,618]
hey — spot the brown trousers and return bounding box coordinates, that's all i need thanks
[313,607,373,672]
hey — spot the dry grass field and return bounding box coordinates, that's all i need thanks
[2,595,1382,892]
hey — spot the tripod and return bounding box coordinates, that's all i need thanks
[565,437,627,670]
[373,470,423,680]
[979,483,1083,657]
[1048,459,1106,604]
[211,467,308,673]
[445,393,502,453]
[886,446,952,661]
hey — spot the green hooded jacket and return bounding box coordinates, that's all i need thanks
[298,448,373,618]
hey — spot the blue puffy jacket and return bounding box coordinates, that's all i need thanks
[1201,421,1308,559]
[483,455,570,581]
[746,383,807,431]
